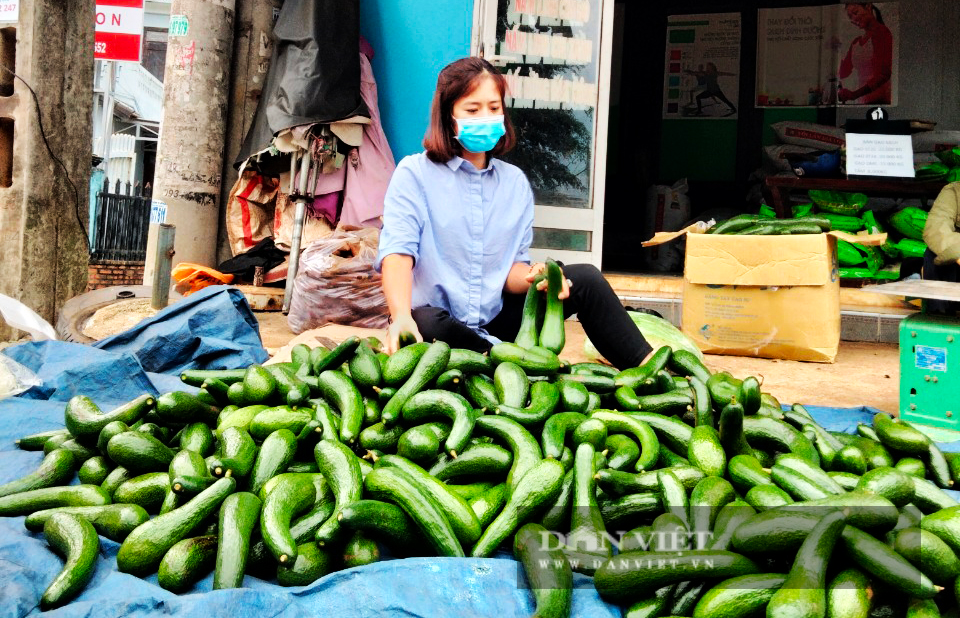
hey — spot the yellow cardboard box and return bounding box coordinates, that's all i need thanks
[643,226,886,363]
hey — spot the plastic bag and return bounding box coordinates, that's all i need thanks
[287,227,389,333]
[643,179,691,272]
[172,264,235,296]
[0,354,42,399]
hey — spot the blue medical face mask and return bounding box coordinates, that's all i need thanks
[455,115,506,153]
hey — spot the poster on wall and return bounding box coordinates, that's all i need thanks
[662,13,742,120]
[756,2,899,107]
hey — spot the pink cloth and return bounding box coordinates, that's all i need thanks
[308,191,341,226]
[340,51,396,229]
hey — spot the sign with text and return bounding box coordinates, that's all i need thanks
[846,133,915,178]
[95,0,144,62]
[0,0,18,23]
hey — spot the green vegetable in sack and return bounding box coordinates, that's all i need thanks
[935,147,960,168]
[837,240,866,266]
[758,204,777,219]
[584,311,703,363]
[839,267,899,279]
[916,162,949,180]
[808,190,867,215]
[791,203,814,218]
[861,211,899,258]
[817,212,865,233]
[888,206,927,241]
[948,168,960,183]
[891,238,927,259]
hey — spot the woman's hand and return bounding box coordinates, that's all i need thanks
[386,313,423,354]
[525,262,571,300]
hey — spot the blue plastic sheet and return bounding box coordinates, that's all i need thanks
[93,286,268,374]
[1,318,957,616]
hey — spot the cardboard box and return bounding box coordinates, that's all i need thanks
[643,225,886,363]
[682,232,840,362]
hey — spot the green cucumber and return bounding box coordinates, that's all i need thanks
[464,373,499,410]
[249,428,298,495]
[541,412,587,460]
[568,443,610,556]
[779,491,898,534]
[514,523,572,618]
[117,476,236,576]
[744,484,794,511]
[856,466,915,507]
[397,421,449,463]
[64,393,154,443]
[475,414,543,494]
[918,504,960,552]
[15,429,70,451]
[765,509,846,618]
[106,431,176,474]
[873,413,930,455]
[773,452,845,494]
[924,441,953,489]
[446,348,494,375]
[688,425,726,477]
[842,525,940,599]
[376,454,482,546]
[496,380,560,426]
[538,259,565,354]
[316,369,364,443]
[689,376,713,428]
[738,376,761,415]
[114,471,169,512]
[595,466,704,496]
[491,342,561,376]
[275,542,337,586]
[470,483,509,529]
[829,471,862,491]
[101,466,132,498]
[312,440,363,546]
[401,389,476,457]
[40,513,99,610]
[896,457,927,478]
[312,398,341,443]
[626,411,694,455]
[572,418,607,450]
[594,549,760,602]
[428,442,513,481]
[342,529,380,568]
[668,349,711,383]
[614,346,671,390]
[826,568,872,618]
[381,341,451,426]
[471,458,565,557]
[338,499,426,557]
[708,500,755,551]
[266,364,311,406]
[515,273,545,349]
[25,504,148,542]
[743,416,819,465]
[590,410,659,471]
[216,404,269,435]
[42,433,70,455]
[213,491,261,589]
[718,402,755,460]
[833,444,869,475]
[347,341,382,389]
[359,421,405,452]
[658,468,690,531]
[311,336,360,375]
[893,526,960,585]
[364,465,463,557]
[157,534,218,593]
[434,368,463,392]
[180,368,246,387]
[155,391,219,425]
[261,473,319,564]
[494,361,529,408]
[727,454,772,494]
[381,341,430,386]
[0,484,110,516]
[692,573,786,618]
[602,434,640,471]
[213,427,257,478]
[179,422,215,456]
[731,509,823,554]
[598,492,661,529]
[706,372,741,408]
[557,378,590,413]
[0,448,76,498]
[689,476,736,546]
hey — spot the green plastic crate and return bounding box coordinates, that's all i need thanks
[900,313,960,431]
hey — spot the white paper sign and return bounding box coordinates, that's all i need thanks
[0,0,19,23]
[150,199,167,224]
[846,133,915,178]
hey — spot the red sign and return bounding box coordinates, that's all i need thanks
[95,0,144,62]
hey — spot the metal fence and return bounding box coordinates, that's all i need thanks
[90,177,151,262]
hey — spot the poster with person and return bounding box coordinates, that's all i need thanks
[756,2,898,107]
[662,13,742,119]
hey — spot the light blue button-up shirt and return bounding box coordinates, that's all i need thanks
[376,151,534,338]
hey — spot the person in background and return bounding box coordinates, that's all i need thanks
[837,2,893,104]
[921,182,960,315]
[685,63,737,116]
[376,57,654,368]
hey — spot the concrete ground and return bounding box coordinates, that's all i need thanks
[255,312,900,414]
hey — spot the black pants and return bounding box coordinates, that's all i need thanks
[411,264,653,370]
[923,249,960,315]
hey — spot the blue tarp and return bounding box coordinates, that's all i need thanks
[0,295,955,616]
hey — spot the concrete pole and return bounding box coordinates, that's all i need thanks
[217,0,282,266]
[144,0,236,285]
